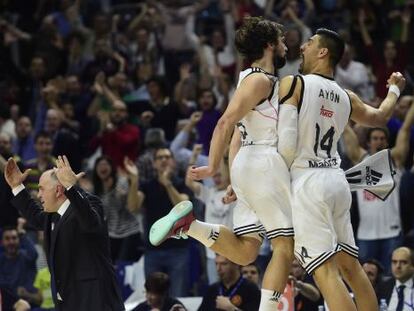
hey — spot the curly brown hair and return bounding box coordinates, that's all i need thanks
[235,17,283,63]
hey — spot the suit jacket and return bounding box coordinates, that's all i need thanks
[377,276,414,304]
[11,186,125,311]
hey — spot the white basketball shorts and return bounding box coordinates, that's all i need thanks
[291,167,358,274]
[231,145,293,241]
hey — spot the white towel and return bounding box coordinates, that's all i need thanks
[345,149,395,201]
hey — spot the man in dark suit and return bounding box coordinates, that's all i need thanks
[3,155,125,311]
[377,247,414,310]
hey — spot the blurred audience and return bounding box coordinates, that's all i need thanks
[0,0,414,306]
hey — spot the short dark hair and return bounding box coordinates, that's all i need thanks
[1,226,17,238]
[315,28,345,67]
[366,127,389,143]
[146,75,168,97]
[153,147,172,160]
[235,17,283,63]
[34,130,52,143]
[242,262,261,275]
[363,258,384,274]
[145,272,170,295]
[145,128,166,149]
[197,88,217,106]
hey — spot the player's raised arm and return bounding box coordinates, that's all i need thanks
[350,72,406,127]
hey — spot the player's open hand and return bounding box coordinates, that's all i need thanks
[4,158,31,189]
[54,155,85,189]
[189,166,215,180]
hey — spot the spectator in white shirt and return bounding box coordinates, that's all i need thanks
[335,43,374,102]
[377,247,414,310]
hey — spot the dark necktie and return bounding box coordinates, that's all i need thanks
[51,213,60,230]
[50,212,61,301]
[396,284,406,311]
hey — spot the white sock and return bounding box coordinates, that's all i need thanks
[259,289,281,311]
[187,220,220,247]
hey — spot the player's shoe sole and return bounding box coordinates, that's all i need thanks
[149,200,193,246]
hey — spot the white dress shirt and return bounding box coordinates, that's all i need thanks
[12,184,71,225]
[388,278,414,311]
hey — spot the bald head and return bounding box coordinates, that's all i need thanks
[45,109,63,133]
[16,116,32,138]
[44,169,60,183]
[38,168,66,213]
[391,247,414,282]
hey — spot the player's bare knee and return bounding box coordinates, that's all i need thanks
[271,237,294,261]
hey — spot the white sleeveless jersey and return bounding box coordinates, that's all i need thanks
[236,67,279,147]
[291,74,351,169]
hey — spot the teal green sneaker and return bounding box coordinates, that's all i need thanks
[149,200,195,246]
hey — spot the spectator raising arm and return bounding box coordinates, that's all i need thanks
[343,124,367,165]
[124,156,144,214]
[391,97,414,168]
[158,166,189,206]
[185,144,204,196]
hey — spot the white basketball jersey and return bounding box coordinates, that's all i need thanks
[292,74,351,169]
[236,67,279,147]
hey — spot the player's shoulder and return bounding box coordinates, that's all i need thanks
[280,74,303,88]
[239,71,273,92]
[242,70,272,83]
[279,75,304,101]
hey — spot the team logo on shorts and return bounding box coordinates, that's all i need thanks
[236,122,248,140]
[297,247,311,263]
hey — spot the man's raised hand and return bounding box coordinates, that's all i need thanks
[4,158,31,189]
[53,155,85,189]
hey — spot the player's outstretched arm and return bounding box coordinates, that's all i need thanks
[350,72,406,127]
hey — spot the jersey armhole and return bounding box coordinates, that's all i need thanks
[243,70,275,109]
[297,75,305,113]
[279,75,304,113]
[279,76,298,105]
[344,90,353,121]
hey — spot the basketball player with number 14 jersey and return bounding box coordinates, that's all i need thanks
[277,28,406,311]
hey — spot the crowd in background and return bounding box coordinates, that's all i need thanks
[1,0,414,310]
